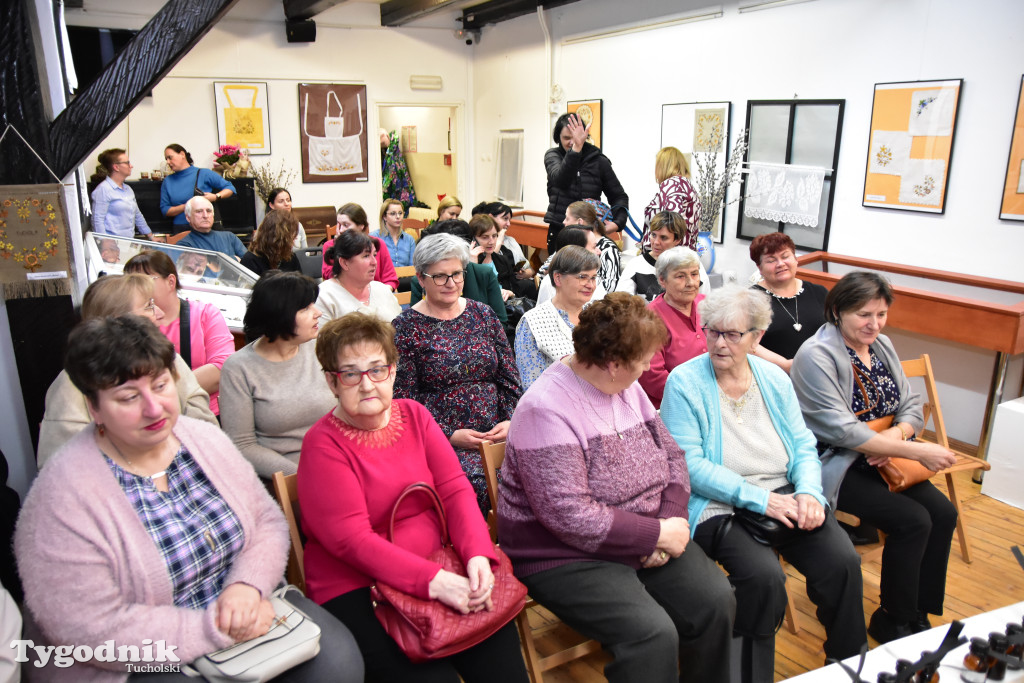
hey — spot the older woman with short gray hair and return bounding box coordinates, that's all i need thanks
[639,246,709,408]
[515,245,601,389]
[661,285,865,682]
[393,234,523,513]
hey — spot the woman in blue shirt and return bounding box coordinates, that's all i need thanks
[90,148,152,238]
[372,198,416,268]
[159,143,236,232]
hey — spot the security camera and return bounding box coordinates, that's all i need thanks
[453,28,480,46]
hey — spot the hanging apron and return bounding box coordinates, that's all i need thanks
[304,90,364,175]
[222,84,264,151]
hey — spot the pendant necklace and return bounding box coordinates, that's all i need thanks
[767,286,802,332]
[718,374,754,424]
[103,433,168,482]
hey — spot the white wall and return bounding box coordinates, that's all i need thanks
[470,0,1024,443]
[81,0,473,221]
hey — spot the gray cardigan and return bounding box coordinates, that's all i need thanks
[790,323,923,504]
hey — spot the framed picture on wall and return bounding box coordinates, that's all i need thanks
[862,78,963,214]
[999,75,1024,221]
[213,81,271,155]
[298,83,369,183]
[660,101,731,243]
[737,99,845,252]
[567,99,603,149]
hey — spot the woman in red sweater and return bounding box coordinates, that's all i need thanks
[298,313,529,683]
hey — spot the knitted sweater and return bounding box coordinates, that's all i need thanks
[790,323,924,504]
[498,361,690,577]
[660,353,827,532]
[14,416,289,682]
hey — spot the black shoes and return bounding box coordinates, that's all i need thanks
[910,612,932,633]
[868,607,915,644]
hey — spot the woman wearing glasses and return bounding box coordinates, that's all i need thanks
[299,313,530,683]
[660,285,865,682]
[393,234,522,513]
[90,148,152,238]
[38,274,215,467]
[638,247,708,409]
[514,245,600,390]
[373,198,416,269]
[220,271,336,478]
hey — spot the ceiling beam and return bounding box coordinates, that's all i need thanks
[380,0,463,27]
[282,0,347,22]
[460,0,581,31]
[48,0,240,178]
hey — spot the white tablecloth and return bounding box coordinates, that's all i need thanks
[783,601,1024,681]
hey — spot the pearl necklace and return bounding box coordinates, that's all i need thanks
[764,283,803,332]
[718,373,754,424]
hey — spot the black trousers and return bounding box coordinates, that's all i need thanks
[322,587,529,683]
[521,546,735,683]
[545,222,564,253]
[694,512,866,664]
[836,463,957,622]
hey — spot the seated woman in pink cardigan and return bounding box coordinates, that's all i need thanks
[14,315,362,681]
[321,202,399,289]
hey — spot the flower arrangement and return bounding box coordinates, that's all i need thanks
[692,128,749,235]
[214,144,241,165]
[252,159,297,204]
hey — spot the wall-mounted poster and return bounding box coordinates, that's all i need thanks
[999,75,1024,221]
[214,82,271,155]
[862,79,963,214]
[661,101,731,243]
[567,99,603,149]
[298,83,368,183]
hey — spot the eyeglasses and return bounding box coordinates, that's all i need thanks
[329,365,393,386]
[424,270,465,286]
[702,327,757,344]
[138,298,157,313]
[565,273,598,284]
[385,211,405,218]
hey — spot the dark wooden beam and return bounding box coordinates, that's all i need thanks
[461,0,580,31]
[283,0,347,21]
[48,0,242,179]
[380,0,463,27]
[1,0,52,185]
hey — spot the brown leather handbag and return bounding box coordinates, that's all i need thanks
[854,364,932,493]
[370,482,527,662]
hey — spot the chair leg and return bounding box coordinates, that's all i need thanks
[945,472,972,563]
[516,608,545,683]
[779,554,800,635]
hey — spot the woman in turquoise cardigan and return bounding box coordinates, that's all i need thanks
[661,285,865,683]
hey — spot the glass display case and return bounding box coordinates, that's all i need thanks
[84,232,256,331]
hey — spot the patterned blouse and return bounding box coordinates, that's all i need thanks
[848,346,903,470]
[642,175,702,250]
[393,299,523,511]
[106,445,245,609]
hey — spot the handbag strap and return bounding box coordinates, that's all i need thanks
[178,298,191,368]
[851,361,881,417]
[387,482,450,546]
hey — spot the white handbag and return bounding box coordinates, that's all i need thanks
[186,587,321,682]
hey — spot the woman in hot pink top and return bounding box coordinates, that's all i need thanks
[125,251,235,414]
[321,202,399,288]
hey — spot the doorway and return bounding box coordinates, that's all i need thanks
[378,104,461,221]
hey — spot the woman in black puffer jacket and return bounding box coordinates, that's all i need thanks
[544,113,629,252]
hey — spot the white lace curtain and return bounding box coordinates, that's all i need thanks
[743,162,827,228]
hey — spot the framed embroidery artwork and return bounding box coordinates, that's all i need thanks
[862,79,963,214]
[661,101,731,243]
[567,100,603,149]
[298,83,369,183]
[214,82,271,155]
[999,75,1024,221]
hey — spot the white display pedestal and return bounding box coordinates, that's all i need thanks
[982,397,1024,510]
[782,601,1024,681]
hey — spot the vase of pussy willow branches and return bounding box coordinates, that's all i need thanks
[693,128,749,235]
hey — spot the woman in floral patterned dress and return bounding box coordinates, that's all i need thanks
[393,233,522,513]
[642,146,701,250]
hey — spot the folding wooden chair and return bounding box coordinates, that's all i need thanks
[394,265,416,306]
[479,440,602,683]
[272,471,306,595]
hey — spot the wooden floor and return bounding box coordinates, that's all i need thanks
[527,470,1024,682]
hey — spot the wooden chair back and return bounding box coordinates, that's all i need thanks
[394,266,416,306]
[167,231,191,245]
[402,218,427,241]
[272,471,306,595]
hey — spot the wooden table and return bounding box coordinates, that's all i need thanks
[796,252,1024,472]
[509,210,550,269]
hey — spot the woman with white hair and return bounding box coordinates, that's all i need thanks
[660,285,865,683]
[639,246,708,409]
[393,234,522,512]
[515,245,600,390]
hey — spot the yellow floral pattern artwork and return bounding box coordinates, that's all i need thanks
[694,109,725,154]
[0,197,61,272]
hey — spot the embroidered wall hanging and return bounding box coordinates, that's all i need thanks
[0,184,72,298]
[214,82,271,155]
[898,159,946,207]
[743,163,826,228]
[868,130,912,176]
[907,87,957,137]
[298,83,369,183]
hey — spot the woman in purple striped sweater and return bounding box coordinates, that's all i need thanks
[498,292,735,683]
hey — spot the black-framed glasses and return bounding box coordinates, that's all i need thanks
[425,270,465,286]
[329,365,393,386]
[702,327,757,344]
